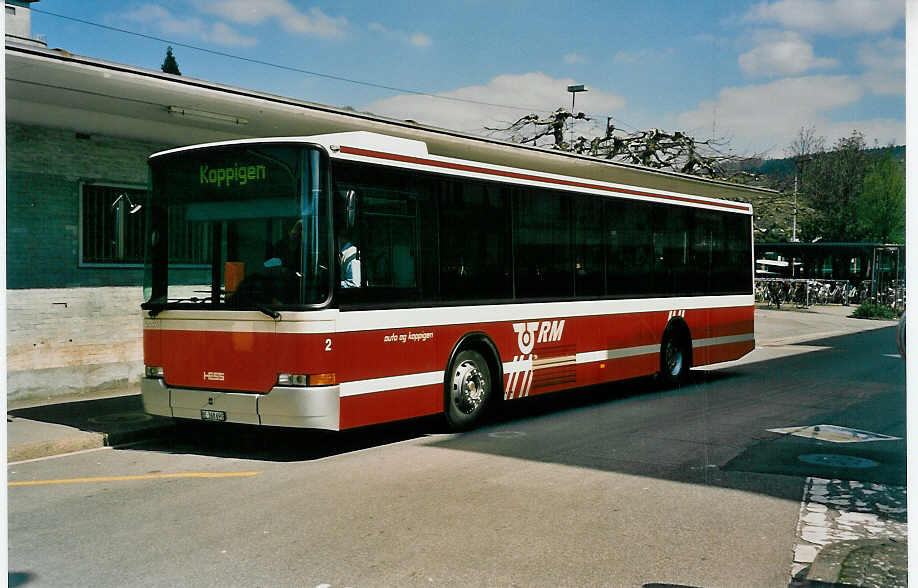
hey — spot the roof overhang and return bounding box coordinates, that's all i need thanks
[5,41,410,146]
[5,42,777,202]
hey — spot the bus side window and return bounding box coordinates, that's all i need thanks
[607,199,653,296]
[333,161,426,300]
[515,188,572,298]
[439,181,511,302]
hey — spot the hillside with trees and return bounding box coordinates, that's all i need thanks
[492,112,904,244]
[745,128,904,244]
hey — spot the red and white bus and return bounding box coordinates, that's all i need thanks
[141,131,754,431]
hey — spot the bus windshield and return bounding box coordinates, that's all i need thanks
[143,145,330,313]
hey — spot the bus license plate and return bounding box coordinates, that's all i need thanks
[200,409,226,422]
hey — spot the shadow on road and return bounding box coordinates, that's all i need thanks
[428,327,904,502]
[124,371,730,463]
[131,415,443,462]
[9,328,904,499]
[8,571,36,587]
[8,394,169,439]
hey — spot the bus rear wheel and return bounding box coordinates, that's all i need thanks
[445,349,492,431]
[660,331,690,387]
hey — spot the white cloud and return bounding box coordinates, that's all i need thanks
[121,4,257,47]
[744,0,903,35]
[564,53,586,64]
[195,0,348,38]
[821,119,903,148]
[678,75,867,154]
[367,22,433,48]
[363,72,626,137]
[858,37,904,96]
[208,21,259,47]
[738,31,837,77]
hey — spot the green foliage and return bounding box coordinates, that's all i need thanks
[732,125,904,243]
[161,46,181,76]
[857,152,905,243]
[851,302,899,320]
[798,131,870,242]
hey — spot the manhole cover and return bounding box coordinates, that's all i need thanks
[88,412,154,425]
[798,453,878,469]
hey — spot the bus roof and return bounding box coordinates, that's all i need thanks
[150,131,755,214]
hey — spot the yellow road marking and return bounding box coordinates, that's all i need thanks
[9,471,260,486]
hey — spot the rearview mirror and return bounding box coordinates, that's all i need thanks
[345,189,357,229]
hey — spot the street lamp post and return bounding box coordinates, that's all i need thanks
[566,84,587,146]
[792,174,798,242]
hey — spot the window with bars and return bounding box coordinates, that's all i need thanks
[82,184,211,266]
[81,184,147,265]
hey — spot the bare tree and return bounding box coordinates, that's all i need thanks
[487,108,590,149]
[487,108,747,180]
[785,125,826,159]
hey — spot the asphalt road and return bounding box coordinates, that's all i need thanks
[8,327,905,587]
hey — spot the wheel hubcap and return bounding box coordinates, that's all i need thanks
[453,360,485,415]
[666,341,683,376]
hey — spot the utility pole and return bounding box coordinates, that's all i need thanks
[566,84,587,146]
[792,174,798,242]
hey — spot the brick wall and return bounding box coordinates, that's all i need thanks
[6,122,171,288]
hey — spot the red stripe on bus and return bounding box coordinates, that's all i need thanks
[338,146,751,212]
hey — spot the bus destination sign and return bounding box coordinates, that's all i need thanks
[200,163,267,188]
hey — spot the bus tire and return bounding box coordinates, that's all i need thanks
[660,329,690,387]
[445,349,492,431]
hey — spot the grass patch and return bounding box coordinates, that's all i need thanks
[850,302,900,320]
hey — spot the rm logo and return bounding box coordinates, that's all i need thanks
[512,320,565,355]
[507,319,565,400]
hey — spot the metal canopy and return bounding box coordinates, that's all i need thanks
[5,42,776,203]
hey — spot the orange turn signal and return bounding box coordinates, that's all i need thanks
[309,373,336,386]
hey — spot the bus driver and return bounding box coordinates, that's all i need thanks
[339,236,361,288]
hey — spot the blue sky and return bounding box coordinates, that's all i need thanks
[30,0,905,157]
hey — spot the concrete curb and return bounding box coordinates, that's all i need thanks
[8,432,105,463]
[8,420,175,462]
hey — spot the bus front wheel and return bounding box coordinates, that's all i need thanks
[660,331,690,387]
[445,349,492,431]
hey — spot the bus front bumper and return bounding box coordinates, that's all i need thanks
[141,378,340,430]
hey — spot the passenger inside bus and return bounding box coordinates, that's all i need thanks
[339,234,361,288]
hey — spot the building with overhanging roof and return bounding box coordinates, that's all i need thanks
[5,8,776,400]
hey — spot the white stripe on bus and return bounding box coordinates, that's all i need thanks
[338,334,752,398]
[692,333,755,348]
[575,344,661,363]
[145,295,753,334]
[339,371,443,397]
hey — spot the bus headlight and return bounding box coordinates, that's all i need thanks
[277,373,336,386]
[145,366,164,379]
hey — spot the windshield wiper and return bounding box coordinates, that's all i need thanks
[141,300,167,317]
[255,304,281,319]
